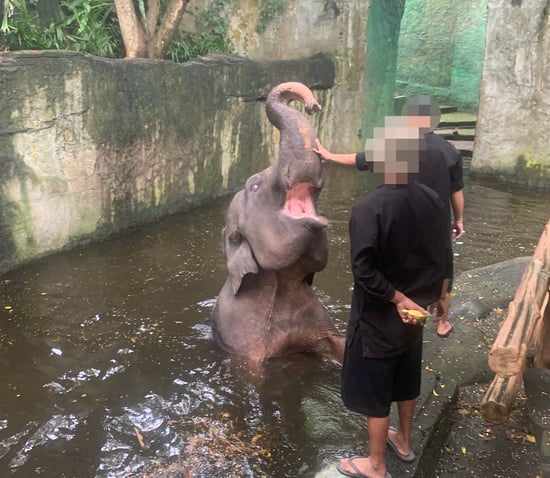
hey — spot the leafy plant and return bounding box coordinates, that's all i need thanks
[1,0,234,62]
[166,0,234,62]
[1,0,123,57]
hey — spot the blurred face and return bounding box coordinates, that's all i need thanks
[365,119,422,185]
[406,115,432,129]
[402,95,441,131]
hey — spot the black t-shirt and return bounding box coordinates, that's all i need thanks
[356,131,462,291]
[356,132,463,219]
[417,131,463,222]
[348,181,450,357]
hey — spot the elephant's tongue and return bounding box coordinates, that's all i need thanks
[284,183,327,226]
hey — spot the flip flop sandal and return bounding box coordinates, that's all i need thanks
[336,456,393,478]
[387,427,416,463]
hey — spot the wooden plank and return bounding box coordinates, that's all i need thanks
[440,106,458,114]
[480,372,523,424]
[438,120,477,128]
[439,133,476,141]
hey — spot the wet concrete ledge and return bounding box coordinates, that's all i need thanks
[316,256,546,477]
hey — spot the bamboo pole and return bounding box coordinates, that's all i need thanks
[488,219,550,376]
[488,260,546,376]
[535,291,550,368]
[481,219,550,423]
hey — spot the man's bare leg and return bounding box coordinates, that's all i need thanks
[436,291,453,337]
[339,416,389,478]
[388,399,415,455]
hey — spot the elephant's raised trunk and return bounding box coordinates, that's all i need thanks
[266,82,322,129]
[265,82,321,158]
[265,81,325,214]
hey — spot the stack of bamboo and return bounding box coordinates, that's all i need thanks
[481,219,550,424]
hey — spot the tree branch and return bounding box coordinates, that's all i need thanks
[114,0,148,58]
[149,0,190,59]
[146,0,161,41]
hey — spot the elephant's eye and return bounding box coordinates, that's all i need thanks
[250,183,259,192]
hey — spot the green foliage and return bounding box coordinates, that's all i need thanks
[1,0,234,62]
[166,0,234,62]
[1,0,123,57]
[255,0,288,33]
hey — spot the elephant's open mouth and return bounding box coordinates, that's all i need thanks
[283,183,327,228]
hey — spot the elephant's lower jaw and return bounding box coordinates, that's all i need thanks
[294,215,328,232]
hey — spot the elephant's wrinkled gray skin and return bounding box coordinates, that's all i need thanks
[212,82,345,365]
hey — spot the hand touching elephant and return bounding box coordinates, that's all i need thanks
[211,82,344,365]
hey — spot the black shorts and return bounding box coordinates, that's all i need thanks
[340,333,423,418]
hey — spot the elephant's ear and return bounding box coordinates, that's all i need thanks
[222,227,259,296]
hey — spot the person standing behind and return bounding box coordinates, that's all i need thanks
[335,132,451,478]
[314,95,464,338]
[404,96,463,338]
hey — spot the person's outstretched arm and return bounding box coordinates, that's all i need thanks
[314,139,356,165]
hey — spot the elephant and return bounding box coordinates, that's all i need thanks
[211,82,345,365]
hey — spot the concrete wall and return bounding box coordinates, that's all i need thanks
[472,0,550,188]
[0,51,337,274]
[189,0,368,151]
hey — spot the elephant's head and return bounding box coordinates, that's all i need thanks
[222,82,328,295]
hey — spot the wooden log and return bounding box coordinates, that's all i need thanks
[533,219,550,265]
[480,372,523,424]
[488,258,547,376]
[535,292,550,368]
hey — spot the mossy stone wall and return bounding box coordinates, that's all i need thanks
[0,51,335,274]
[472,0,550,188]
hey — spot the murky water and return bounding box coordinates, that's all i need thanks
[0,163,549,477]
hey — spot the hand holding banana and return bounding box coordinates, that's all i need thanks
[401,309,433,325]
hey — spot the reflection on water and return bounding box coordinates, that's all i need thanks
[0,164,548,477]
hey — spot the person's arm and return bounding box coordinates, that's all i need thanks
[391,290,430,325]
[314,139,356,165]
[451,189,464,240]
[350,203,426,326]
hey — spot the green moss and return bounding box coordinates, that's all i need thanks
[255,0,288,33]
[514,151,550,183]
[3,178,38,261]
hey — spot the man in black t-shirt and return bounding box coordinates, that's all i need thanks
[335,131,451,478]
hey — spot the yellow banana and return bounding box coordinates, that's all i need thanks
[401,309,432,323]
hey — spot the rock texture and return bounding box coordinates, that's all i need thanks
[473,0,550,188]
[224,0,368,152]
[183,0,368,152]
